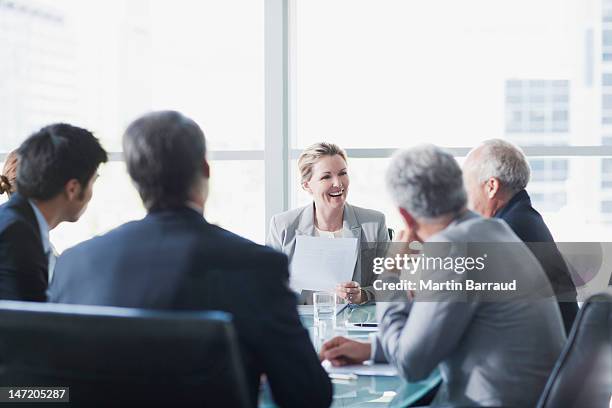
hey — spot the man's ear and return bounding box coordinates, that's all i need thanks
[485,177,501,199]
[202,159,210,179]
[64,178,82,201]
[398,207,416,229]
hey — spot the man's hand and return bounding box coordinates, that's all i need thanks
[397,229,421,246]
[319,336,371,366]
[335,281,363,304]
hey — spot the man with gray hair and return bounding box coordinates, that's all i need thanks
[320,144,566,407]
[463,139,578,335]
[462,138,530,217]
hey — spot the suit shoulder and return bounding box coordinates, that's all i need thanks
[205,225,290,282]
[0,207,20,232]
[205,222,254,245]
[500,204,554,242]
[435,216,520,243]
[501,201,540,224]
[59,219,143,258]
[269,205,309,229]
[481,217,520,239]
[0,212,37,242]
[0,203,26,232]
[348,204,386,223]
[207,223,287,264]
[0,221,35,249]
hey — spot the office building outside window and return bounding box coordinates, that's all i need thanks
[3,0,612,245]
[504,79,570,213]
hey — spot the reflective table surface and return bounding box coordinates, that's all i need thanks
[260,304,441,407]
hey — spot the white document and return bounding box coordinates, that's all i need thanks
[290,235,358,292]
[322,360,398,377]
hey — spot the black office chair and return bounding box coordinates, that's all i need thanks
[536,291,612,408]
[411,292,612,408]
[0,301,250,407]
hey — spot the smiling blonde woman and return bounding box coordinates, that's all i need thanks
[267,142,389,304]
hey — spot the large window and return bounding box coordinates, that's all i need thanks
[288,0,612,242]
[3,0,612,251]
[290,0,589,149]
[0,0,264,250]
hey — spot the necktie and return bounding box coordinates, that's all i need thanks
[47,244,58,283]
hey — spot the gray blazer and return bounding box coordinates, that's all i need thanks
[373,211,566,407]
[267,202,389,303]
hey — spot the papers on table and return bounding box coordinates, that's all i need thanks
[345,323,379,332]
[289,236,358,292]
[322,360,398,377]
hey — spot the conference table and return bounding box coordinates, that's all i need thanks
[260,304,441,407]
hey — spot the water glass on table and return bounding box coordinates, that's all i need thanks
[313,291,337,349]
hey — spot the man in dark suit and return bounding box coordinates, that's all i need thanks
[463,139,578,335]
[0,124,107,301]
[48,111,332,408]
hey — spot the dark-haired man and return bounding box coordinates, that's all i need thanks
[49,111,332,408]
[0,124,108,301]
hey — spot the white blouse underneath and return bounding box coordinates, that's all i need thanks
[314,226,343,238]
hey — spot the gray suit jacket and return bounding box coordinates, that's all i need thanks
[373,211,566,407]
[267,202,389,304]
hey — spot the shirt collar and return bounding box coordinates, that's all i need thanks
[28,200,51,254]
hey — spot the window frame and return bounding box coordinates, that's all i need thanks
[4,0,612,240]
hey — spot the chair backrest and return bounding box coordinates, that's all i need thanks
[0,301,250,407]
[537,291,612,408]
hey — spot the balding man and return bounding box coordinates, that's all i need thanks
[463,139,578,335]
[321,144,566,407]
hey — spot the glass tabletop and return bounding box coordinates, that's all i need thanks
[259,303,441,407]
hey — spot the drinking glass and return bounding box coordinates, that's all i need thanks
[313,291,337,349]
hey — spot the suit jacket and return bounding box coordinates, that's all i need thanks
[266,202,389,303]
[48,207,332,408]
[495,189,578,334]
[0,193,47,301]
[374,211,566,407]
